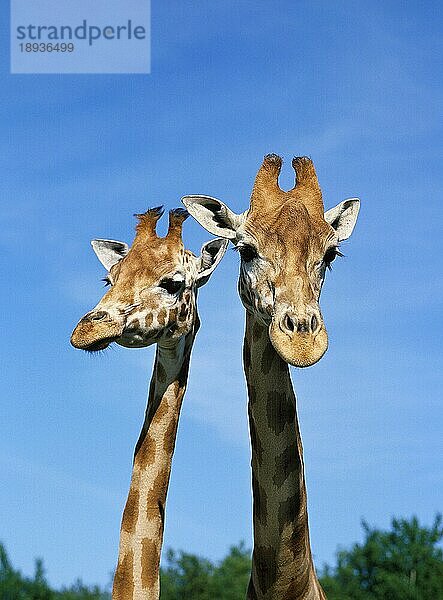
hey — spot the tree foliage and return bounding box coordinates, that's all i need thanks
[160,543,251,599]
[0,543,110,600]
[1,515,442,599]
[320,514,443,600]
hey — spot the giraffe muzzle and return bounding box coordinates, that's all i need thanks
[269,309,328,367]
[70,310,125,352]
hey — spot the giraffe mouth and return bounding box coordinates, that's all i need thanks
[71,312,126,352]
[79,336,118,353]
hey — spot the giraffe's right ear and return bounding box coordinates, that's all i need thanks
[91,239,129,271]
[196,238,229,288]
[182,195,246,240]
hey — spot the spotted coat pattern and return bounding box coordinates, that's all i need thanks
[71,208,227,600]
[244,314,326,600]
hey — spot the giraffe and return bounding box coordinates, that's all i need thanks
[183,154,360,599]
[70,207,228,600]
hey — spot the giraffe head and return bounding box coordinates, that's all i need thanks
[71,207,228,352]
[183,155,359,367]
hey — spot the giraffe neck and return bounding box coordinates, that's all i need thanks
[244,313,325,600]
[112,318,199,600]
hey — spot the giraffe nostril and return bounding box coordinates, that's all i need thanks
[90,311,108,321]
[283,314,295,333]
[311,314,318,332]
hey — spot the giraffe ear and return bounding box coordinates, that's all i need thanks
[91,239,129,271]
[182,195,245,240]
[324,198,360,241]
[196,238,229,288]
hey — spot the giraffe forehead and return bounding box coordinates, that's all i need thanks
[114,245,188,282]
[245,202,331,260]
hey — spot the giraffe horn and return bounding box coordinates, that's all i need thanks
[167,208,189,241]
[290,156,324,217]
[134,206,164,239]
[249,154,283,213]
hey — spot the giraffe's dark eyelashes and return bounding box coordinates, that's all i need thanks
[159,278,184,295]
[102,276,112,287]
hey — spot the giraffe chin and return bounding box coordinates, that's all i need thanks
[269,324,328,368]
[71,335,118,352]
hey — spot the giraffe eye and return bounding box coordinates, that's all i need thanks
[323,247,343,270]
[102,276,112,287]
[159,278,184,295]
[238,244,258,263]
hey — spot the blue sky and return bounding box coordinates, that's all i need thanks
[1,0,442,590]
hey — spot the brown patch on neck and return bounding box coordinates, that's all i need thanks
[252,471,268,527]
[273,441,301,490]
[260,339,285,375]
[113,549,135,600]
[141,537,159,591]
[253,545,278,596]
[146,467,170,517]
[134,432,157,469]
[163,413,180,456]
[285,576,312,600]
[121,486,140,534]
[145,384,175,437]
[266,390,296,436]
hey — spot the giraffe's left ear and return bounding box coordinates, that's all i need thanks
[91,239,129,271]
[196,238,229,288]
[324,198,360,241]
